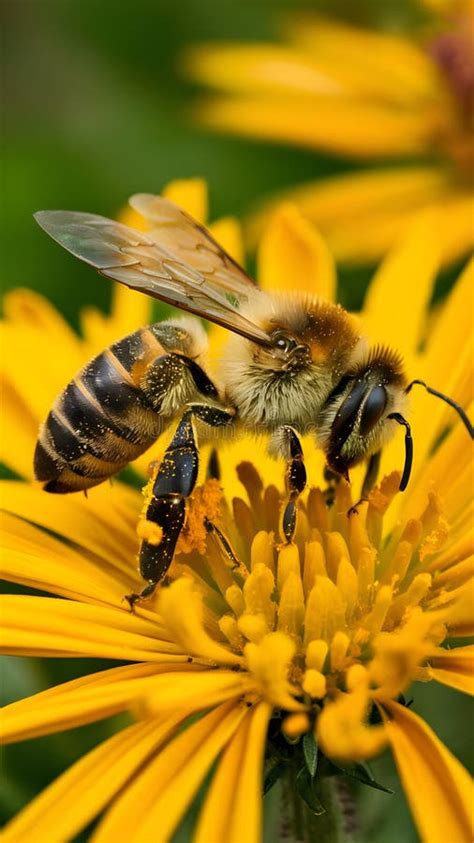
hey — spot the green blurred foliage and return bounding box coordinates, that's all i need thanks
[1,1,472,840]
[3,0,429,323]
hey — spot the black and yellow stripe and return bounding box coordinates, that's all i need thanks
[34,322,202,493]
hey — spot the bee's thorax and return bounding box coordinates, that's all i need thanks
[220,294,366,430]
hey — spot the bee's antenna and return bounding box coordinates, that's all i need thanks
[406,379,473,438]
[388,413,413,491]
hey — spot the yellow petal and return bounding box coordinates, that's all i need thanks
[1,512,133,605]
[93,701,246,843]
[423,258,473,393]
[432,193,474,265]
[142,670,256,715]
[2,288,83,357]
[193,95,435,158]
[247,166,453,265]
[318,687,387,761]
[0,290,85,421]
[209,215,245,264]
[157,577,243,666]
[391,396,474,531]
[428,646,474,695]
[81,283,152,356]
[184,43,342,97]
[383,699,474,843]
[163,177,208,223]
[0,378,38,478]
[258,202,336,300]
[286,15,438,104]
[0,595,184,662]
[252,166,449,230]
[194,712,252,843]
[1,480,140,574]
[362,210,441,360]
[2,716,183,843]
[446,584,474,637]
[226,702,272,843]
[321,191,472,267]
[0,663,200,744]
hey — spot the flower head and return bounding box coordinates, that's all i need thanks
[1,181,473,842]
[184,7,474,265]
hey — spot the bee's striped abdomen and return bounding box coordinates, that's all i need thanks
[34,322,203,493]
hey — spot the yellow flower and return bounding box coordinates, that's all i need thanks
[1,180,473,842]
[184,8,474,265]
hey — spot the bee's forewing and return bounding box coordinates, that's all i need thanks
[130,193,256,300]
[34,203,271,346]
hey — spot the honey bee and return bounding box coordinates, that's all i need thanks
[34,194,473,605]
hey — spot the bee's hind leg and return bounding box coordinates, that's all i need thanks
[280,426,307,544]
[125,404,234,610]
[124,581,159,611]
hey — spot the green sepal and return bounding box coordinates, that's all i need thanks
[302,731,318,778]
[264,760,286,795]
[332,760,394,794]
[295,767,326,816]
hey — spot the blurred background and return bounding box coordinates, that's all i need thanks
[2,1,472,840]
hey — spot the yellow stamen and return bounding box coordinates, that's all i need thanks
[277,571,305,641]
[225,584,245,617]
[219,615,245,651]
[242,563,275,628]
[306,639,329,672]
[244,632,302,710]
[277,543,301,592]
[303,669,327,698]
[330,631,350,672]
[238,613,269,643]
[250,531,275,573]
[326,532,351,581]
[304,576,346,645]
[303,541,327,595]
[282,712,310,738]
[336,556,358,621]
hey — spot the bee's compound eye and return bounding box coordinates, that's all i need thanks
[273,332,293,353]
[360,385,388,436]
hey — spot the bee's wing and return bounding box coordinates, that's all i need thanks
[129,193,256,301]
[34,201,272,347]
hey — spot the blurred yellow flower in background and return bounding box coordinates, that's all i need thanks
[1,180,473,842]
[184,7,474,265]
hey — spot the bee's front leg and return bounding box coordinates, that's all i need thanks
[126,404,234,609]
[347,449,381,517]
[280,426,306,544]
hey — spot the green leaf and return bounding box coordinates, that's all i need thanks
[333,761,394,794]
[295,767,326,816]
[302,731,318,778]
[264,761,286,795]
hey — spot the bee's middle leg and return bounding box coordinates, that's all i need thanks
[280,426,307,543]
[126,404,234,609]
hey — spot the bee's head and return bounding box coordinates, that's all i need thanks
[319,348,409,484]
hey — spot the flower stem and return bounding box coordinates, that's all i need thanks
[278,772,344,843]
